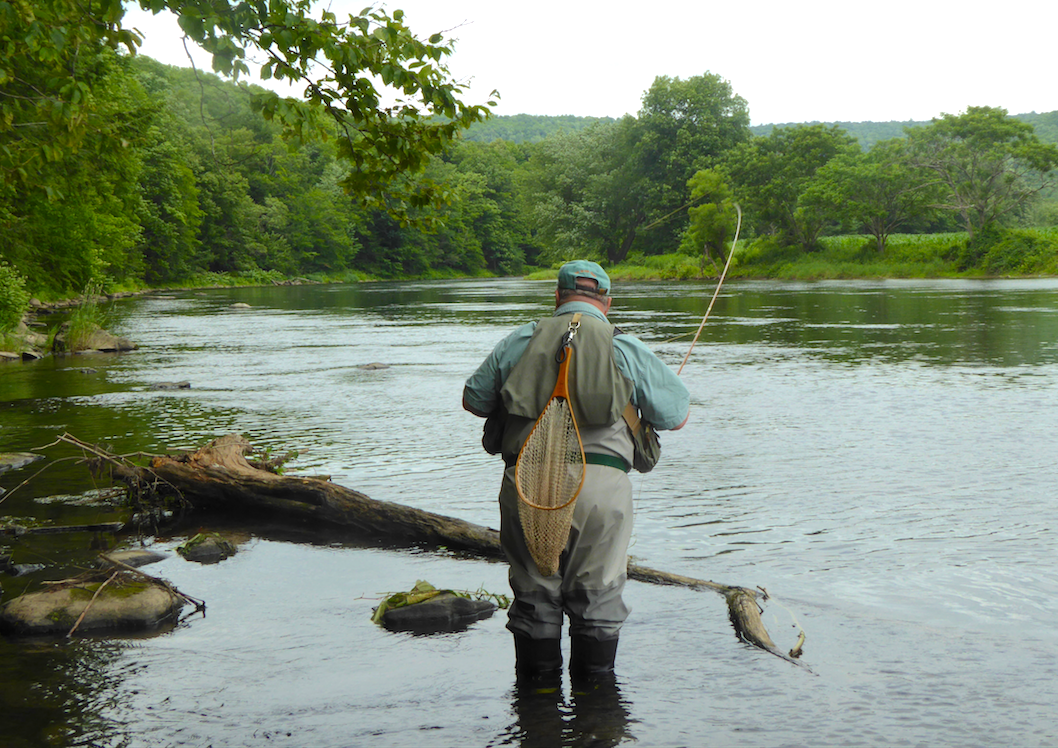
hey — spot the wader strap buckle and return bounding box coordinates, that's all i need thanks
[555,312,583,363]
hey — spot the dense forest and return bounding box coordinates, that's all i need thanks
[3,0,1058,336]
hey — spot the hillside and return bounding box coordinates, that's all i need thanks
[462,113,616,143]
[752,111,1058,149]
[467,112,1058,149]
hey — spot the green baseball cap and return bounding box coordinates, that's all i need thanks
[557,260,610,294]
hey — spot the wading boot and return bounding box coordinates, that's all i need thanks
[569,635,619,682]
[512,637,565,742]
[513,634,563,682]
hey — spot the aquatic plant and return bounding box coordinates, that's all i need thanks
[63,282,108,351]
[370,580,510,624]
[0,261,30,332]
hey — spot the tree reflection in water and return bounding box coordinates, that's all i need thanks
[0,637,129,748]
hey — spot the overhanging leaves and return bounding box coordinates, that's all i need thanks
[0,0,495,220]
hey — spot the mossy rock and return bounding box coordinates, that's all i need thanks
[372,581,499,634]
[379,592,497,634]
[176,533,237,564]
[53,324,137,353]
[0,577,185,637]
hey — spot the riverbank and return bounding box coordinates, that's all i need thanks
[6,227,1058,357]
[530,229,1058,283]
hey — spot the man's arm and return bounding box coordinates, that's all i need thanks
[462,392,491,418]
[462,322,537,419]
[613,336,690,430]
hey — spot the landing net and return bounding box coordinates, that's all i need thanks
[514,333,585,577]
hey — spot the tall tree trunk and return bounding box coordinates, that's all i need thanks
[608,227,638,264]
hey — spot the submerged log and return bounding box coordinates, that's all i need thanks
[109,434,802,662]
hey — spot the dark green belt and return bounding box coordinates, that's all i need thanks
[585,453,631,473]
[503,452,630,473]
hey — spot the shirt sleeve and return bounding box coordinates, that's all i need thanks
[612,335,690,430]
[462,322,537,417]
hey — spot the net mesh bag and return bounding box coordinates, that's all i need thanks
[515,339,585,577]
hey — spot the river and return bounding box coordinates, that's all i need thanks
[1,278,1057,747]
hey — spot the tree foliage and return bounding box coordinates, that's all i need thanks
[633,74,750,253]
[464,114,616,144]
[1,0,493,214]
[2,48,151,294]
[906,106,1058,239]
[724,124,860,251]
[526,118,654,266]
[804,138,941,252]
[527,73,750,265]
[3,4,1058,303]
[0,260,29,331]
[679,169,739,273]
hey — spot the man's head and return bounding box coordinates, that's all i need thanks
[555,260,612,314]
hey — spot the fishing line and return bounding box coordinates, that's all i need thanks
[631,204,742,545]
[676,203,742,376]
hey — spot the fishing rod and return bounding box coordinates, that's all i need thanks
[676,203,742,376]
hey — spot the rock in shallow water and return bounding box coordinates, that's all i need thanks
[99,549,169,569]
[0,576,185,637]
[150,381,191,390]
[380,592,497,634]
[176,533,238,564]
[0,452,44,475]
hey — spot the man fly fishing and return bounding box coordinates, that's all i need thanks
[462,261,690,683]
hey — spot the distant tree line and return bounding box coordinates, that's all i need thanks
[3,0,1058,312]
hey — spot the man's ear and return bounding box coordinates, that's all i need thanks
[604,296,613,314]
[555,288,561,307]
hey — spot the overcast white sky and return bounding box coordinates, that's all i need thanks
[124,0,1057,126]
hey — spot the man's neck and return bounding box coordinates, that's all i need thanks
[555,300,608,319]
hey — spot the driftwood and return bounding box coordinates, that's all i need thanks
[1,521,125,537]
[102,434,803,662]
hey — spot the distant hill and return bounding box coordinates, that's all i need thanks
[466,112,1058,149]
[1018,111,1058,144]
[750,120,927,149]
[462,113,616,143]
[752,111,1058,149]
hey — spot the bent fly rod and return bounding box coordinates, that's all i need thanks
[676,203,742,376]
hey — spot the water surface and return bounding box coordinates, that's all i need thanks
[2,278,1057,747]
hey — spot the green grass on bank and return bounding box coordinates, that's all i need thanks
[527,227,1058,283]
[728,233,967,280]
[626,228,1058,281]
[155,264,494,290]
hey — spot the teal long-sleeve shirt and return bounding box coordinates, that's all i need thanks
[462,302,690,430]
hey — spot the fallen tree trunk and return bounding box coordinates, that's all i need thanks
[103,434,802,663]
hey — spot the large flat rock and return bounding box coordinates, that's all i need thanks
[0,577,185,637]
